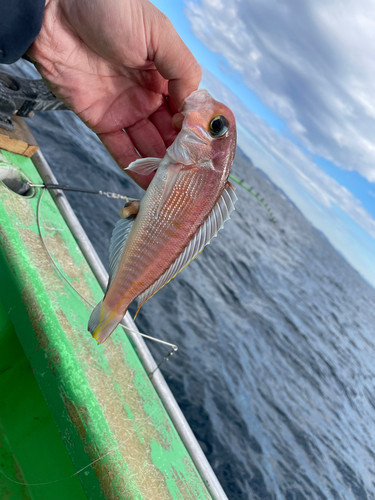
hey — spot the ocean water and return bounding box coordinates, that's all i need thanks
[3,61,375,500]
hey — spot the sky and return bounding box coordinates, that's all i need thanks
[151,0,375,288]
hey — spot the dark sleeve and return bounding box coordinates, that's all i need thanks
[0,0,45,64]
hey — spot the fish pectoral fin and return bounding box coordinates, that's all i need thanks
[156,163,183,218]
[125,157,162,175]
[136,180,238,310]
[107,214,136,292]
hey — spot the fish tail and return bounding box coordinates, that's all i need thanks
[88,300,123,344]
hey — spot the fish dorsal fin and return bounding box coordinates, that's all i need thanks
[125,157,162,176]
[107,216,135,292]
[135,181,237,315]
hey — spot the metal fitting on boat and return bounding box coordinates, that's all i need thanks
[0,71,67,131]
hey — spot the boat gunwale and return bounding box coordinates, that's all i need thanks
[31,148,228,500]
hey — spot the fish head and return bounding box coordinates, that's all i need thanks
[167,89,237,169]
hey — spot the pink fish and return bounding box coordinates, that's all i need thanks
[88,89,237,343]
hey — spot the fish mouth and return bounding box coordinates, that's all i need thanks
[179,89,212,113]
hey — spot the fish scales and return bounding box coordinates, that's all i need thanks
[88,89,237,343]
[106,165,222,312]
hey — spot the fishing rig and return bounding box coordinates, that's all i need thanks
[33,184,178,377]
[229,173,276,223]
[0,68,276,372]
[0,68,276,223]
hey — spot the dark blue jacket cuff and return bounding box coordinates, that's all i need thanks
[0,0,45,64]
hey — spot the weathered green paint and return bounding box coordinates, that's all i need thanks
[0,149,212,500]
[0,299,89,500]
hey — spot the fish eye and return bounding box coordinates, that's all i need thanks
[209,115,229,137]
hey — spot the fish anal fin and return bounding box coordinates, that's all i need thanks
[133,306,142,321]
[136,180,238,310]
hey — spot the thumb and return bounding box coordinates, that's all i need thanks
[151,12,202,111]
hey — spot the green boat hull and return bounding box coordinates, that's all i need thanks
[0,149,212,500]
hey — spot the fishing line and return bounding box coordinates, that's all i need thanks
[229,173,276,223]
[28,182,133,200]
[36,187,178,375]
[0,408,158,487]
[0,447,117,486]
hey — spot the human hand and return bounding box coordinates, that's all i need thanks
[27,0,201,189]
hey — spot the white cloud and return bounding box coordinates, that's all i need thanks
[186,0,375,182]
[200,68,375,285]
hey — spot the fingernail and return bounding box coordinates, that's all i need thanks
[172,113,184,131]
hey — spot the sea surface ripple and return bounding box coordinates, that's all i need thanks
[4,60,375,500]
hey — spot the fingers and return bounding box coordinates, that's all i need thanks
[98,129,156,190]
[150,12,202,110]
[98,129,139,168]
[99,114,170,190]
[126,118,166,158]
[171,112,184,131]
[149,100,178,146]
